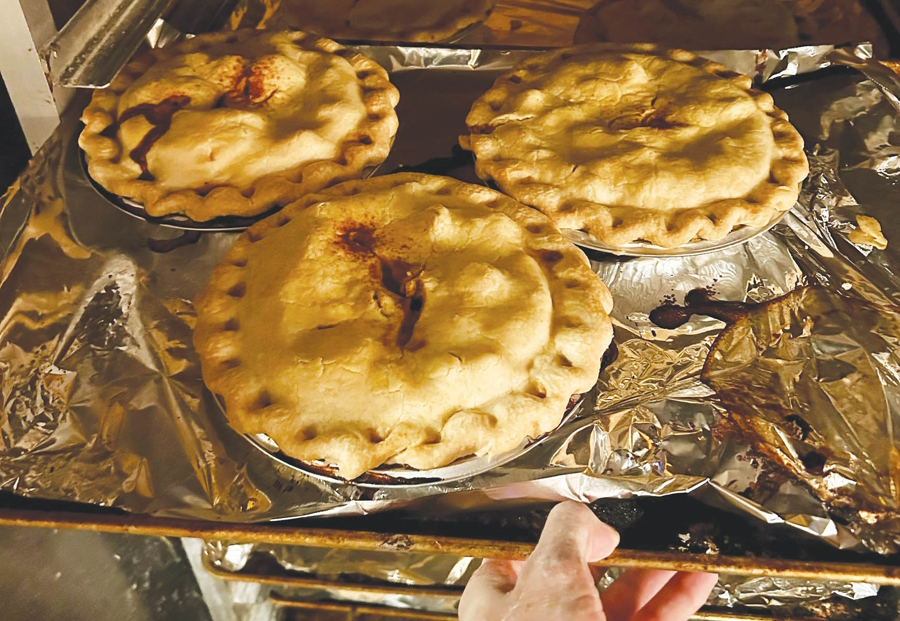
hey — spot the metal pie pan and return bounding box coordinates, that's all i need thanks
[563,207,793,257]
[219,394,586,489]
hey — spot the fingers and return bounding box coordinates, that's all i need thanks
[530,501,620,568]
[631,572,719,621]
[460,502,621,621]
[458,559,521,621]
[600,569,677,621]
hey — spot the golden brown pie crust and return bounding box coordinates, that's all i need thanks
[275,0,496,43]
[79,30,399,222]
[193,173,614,479]
[461,45,809,249]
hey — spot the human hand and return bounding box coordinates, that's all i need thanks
[459,501,718,621]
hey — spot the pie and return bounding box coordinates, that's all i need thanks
[79,30,399,222]
[574,0,887,53]
[193,173,614,479]
[274,0,496,43]
[460,46,809,248]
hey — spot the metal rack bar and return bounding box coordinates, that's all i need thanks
[2,508,899,585]
[268,594,824,621]
[207,559,830,621]
[269,596,456,620]
[202,555,465,599]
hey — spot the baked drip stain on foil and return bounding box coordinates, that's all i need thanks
[650,286,900,552]
[5,41,900,562]
[649,288,755,328]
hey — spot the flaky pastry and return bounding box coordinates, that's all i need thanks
[193,173,613,479]
[461,46,809,248]
[79,30,399,221]
[275,0,495,43]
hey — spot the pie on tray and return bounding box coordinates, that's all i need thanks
[79,30,399,222]
[460,45,809,249]
[193,173,614,479]
[275,0,496,43]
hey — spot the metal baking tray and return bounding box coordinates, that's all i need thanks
[4,38,900,585]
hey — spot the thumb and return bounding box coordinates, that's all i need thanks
[530,501,620,567]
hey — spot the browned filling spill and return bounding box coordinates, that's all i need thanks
[221,63,273,107]
[340,227,426,351]
[118,95,192,180]
[649,288,753,329]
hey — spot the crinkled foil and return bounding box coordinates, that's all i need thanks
[2,40,900,575]
[200,542,884,618]
[204,540,476,586]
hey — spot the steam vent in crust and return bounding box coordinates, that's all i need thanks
[79,30,399,222]
[193,173,614,479]
[460,45,809,249]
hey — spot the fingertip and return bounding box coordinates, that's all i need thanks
[587,518,620,563]
[693,572,720,590]
[545,501,619,563]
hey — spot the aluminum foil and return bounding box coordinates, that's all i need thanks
[203,540,476,586]
[2,40,900,566]
[199,542,887,619]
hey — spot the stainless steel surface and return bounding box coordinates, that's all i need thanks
[0,0,66,152]
[0,524,211,621]
[41,0,242,88]
[45,0,173,88]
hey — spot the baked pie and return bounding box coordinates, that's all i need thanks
[574,0,886,53]
[193,173,613,479]
[79,30,399,222]
[460,46,809,249]
[275,0,496,43]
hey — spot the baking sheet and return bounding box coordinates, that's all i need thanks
[3,41,900,559]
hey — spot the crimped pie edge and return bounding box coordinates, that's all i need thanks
[79,29,400,222]
[460,44,810,249]
[192,172,614,479]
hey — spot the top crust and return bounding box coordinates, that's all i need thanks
[193,173,614,479]
[275,0,496,43]
[461,45,809,248]
[79,30,399,222]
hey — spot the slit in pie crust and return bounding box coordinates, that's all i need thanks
[193,173,614,479]
[460,45,809,249]
[79,30,399,222]
[273,0,496,43]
